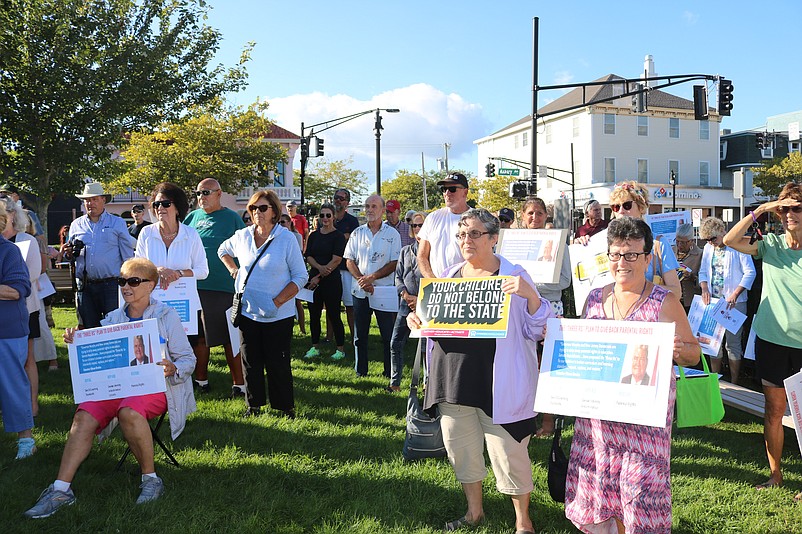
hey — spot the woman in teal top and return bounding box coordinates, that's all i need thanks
[724,181,802,498]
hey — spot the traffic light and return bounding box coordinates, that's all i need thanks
[693,85,708,121]
[485,164,492,177]
[718,78,734,116]
[510,182,527,199]
[489,163,495,177]
[314,137,324,157]
[631,82,647,113]
[300,137,309,160]
[755,132,765,150]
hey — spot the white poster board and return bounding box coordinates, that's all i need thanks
[568,230,613,313]
[784,370,802,451]
[119,278,201,335]
[225,306,241,357]
[68,318,166,403]
[687,295,726,356]
[535,318,675,427]
[369,285,399,312]
[645,210,691,246]
[496,228,568,284]
[38,273,57,299]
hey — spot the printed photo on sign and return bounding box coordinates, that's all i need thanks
[687,295,726,356]
[496,229,568,284]
[535,318,675,427]
[118,277,200,335]
[415,276,512,338]
[68,318,166,403]
[568,230,613,313]
[645,211,690,246]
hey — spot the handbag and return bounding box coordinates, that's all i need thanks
[402,338,448,461]
[230,234,274,328]
[675,352,725,428]
[547,416,569,503]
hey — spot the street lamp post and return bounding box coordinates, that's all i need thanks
[669,170,677,212]
[374,108,399,196]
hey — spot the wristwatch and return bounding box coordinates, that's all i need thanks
[177,269,184,277]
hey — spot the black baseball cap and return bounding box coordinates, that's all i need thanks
[436,172,469,188]
[132,204,145,212]
[498,208,515,221]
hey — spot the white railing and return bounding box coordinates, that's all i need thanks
[236,185,302,202]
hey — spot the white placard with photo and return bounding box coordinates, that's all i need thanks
[710,297,748,334]
[568,230,613,313]
[119,278,200,335]
[687,295,726,357]
[68,318,166,403]
[496,228,568,284]
[645,210,691,246]
[535,318,675,428]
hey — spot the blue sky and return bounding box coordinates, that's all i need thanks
[205,0,802,190]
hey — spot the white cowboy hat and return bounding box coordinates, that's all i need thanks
[75,182,111,201]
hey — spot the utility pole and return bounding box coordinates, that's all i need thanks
[531,16,539,197]
[421,152,429,211]
[443,143,450,173]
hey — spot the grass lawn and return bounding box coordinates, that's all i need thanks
[3,304,802,532]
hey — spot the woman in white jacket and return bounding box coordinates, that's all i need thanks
[24,258,196,519]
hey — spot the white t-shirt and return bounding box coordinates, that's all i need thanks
[343,223,401,299]
[418,207,464,278]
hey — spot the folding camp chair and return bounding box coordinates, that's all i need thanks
[115,412,180,471]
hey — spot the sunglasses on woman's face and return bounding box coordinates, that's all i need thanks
[152,200,173,209]
[410,223,423,229]
[319,213,333,218]
[117,277,151,288]
[610,200,634,212]
[248,204,271,213]
[778,205,802,214]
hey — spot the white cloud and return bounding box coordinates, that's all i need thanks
[554,70,574,85]
[682,11,699,25]
[265,84,491,182]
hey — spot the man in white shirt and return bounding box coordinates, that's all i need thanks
[344,195,400,378]
[417,172,471,278]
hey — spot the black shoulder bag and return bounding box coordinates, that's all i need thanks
[230,236,274,328]
[547,415,569,503]
[402,338,448,461]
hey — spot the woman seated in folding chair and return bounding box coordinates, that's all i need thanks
[24,258,196,519]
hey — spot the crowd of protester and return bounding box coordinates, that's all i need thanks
[4,177,802,531]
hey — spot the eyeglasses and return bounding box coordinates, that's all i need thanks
[778,205,802,214]
[440,185,462,194]
[243,217,251,223]
[610,201,634,212]
[499,217,511,223]
[607,251,649,262]
[333,195,347,201]
[195,189,220,197]
[131,208,144,214]
[705,236,719,243]
[319,213,333,218]
[456,230,490,241]
[248,204,271,213]
[152,200,173,209]
[117,277,151,287]
[410,223,423,229]
[278,220,288,225]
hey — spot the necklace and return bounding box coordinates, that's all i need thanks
[612,280,648,320]
[159,224,178,241]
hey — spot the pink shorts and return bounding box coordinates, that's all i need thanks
[78,393,168,434]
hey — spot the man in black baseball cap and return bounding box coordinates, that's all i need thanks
[128,204,151,240]
[418,172,470,278]
[498,208,515,229]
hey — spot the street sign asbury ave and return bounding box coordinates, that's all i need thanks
[498,168,520,176]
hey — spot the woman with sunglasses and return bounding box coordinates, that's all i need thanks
[218,190,307,418]
[134,183,208,291]
[608,181,682,297]
[723,182,802,496]
[698,216,755,385]
[24,257,196,517]
[386,210,427,393]
[565,216,700,534]
[302,203,346,361]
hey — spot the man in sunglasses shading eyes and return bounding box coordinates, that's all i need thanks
[128,204,152,240]
[183,178,247,398]
[66,182,135,328]
[385,199,413,247]
[418,172,471,279]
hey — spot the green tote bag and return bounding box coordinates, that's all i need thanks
[676,353,726,428]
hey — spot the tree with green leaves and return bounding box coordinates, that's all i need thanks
[753,152,802,198]
[112,101,286,196]
[478,174,521,213]
[0,0,251,237]
[297,157,368,206]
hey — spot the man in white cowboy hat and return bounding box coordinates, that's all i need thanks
[65,182,135,328]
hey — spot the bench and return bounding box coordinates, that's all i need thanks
[718,381,795,429]
[46,268,74,292]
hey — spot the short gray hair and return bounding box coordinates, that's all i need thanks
[699,217,726,240]
[676,223,694,240]
[459,208,500,236]
[0,197,29,233]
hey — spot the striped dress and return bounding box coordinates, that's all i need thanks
[565,285,675,534]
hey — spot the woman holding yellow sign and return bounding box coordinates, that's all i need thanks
[407,208,551,534]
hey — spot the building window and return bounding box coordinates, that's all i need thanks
[669,160,680,184]
[699,120,710,140]
[720,141,727,160]
[638,116,648,137]
[274,160,286,186]
[573,117,580,138]
[604,113,616,135]
[669,118,680,139]
[791,141,801,153]
[545,125,552,144]
[522,132,528,147]
[699,161,710,186]
[573,160,580,181]
[638,159,648,182]
[514,135,519,149]
[604,158,615,182]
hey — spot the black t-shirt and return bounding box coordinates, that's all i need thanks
[305,229,346,282]
[334,212,360,271]
[128,221,152,239]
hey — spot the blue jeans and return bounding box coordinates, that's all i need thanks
[389,308,412,387]
[352,296,395,377]
[77,280,120,328]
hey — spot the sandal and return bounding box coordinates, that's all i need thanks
[444,515,483,531]
[755,479,782,490]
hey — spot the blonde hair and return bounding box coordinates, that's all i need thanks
[247,189,282,224]
[609,181,649,215]
[408,211,427,238]
[120,257,159,282]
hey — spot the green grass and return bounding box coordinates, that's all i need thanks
[3,305,802,532]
